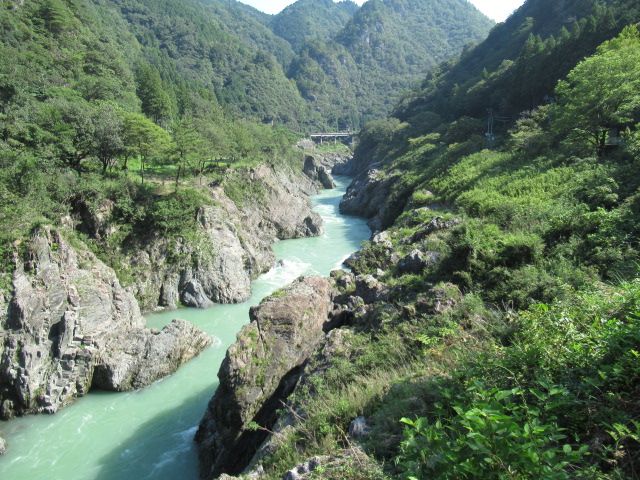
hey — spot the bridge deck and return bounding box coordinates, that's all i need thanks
[310,132,355,138]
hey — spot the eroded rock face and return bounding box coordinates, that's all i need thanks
[0,228,210,418]
[397,249,441,274]
[92,320,211,391]
[354,275,389,304]
[196,277,333,479]
[127,166,324,311]
[339,168,399,232]
[303,155,335,189]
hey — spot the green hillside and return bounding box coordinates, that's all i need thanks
[249,0,640,478]
[288,0,495,128]
[0,0,303,284]
[270,0,358,52]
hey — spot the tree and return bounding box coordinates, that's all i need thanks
[170,117,203,190]
[38,96,95,171]
[136,64,173,126]
[92,103,125,173]
[40,0,74,35]
[553,26,640,156]
[195,119,232,184]
[123,112,171,184]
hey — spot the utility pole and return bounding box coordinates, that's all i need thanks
[486,108,495,144]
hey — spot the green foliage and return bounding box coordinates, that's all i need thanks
[397,0,639,136]
[270,0,358,52]
[398,385,587,479]
[287,0,494,128]
[144,188,210,236]
[136,63,174,126]
[257,19,640,480]
[553,25,640,156]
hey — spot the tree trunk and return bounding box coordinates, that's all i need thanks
[175,164,182,192]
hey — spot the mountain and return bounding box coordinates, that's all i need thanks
[287,0,495,128]
[270,0,359,52]
[397,0,640,126]
[108,0,310,126]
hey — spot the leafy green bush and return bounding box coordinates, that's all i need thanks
[398,384,587,480]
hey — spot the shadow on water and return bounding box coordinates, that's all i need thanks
[94,385,216,480]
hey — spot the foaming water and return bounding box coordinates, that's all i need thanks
[0,176,370,480]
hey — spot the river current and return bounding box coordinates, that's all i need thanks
[0,176,370,480]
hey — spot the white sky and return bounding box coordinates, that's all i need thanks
[236,0,526,22]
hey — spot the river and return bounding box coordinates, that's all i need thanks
[0,176,370,480]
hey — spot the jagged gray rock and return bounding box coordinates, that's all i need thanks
[92,319,211,391]
[398,249,441,274]
[409,216,462,243]
[196,277,333,479]
[348,416,371,439]
[354,275,389,304]
[339,168,400,231]
[0,228,210,418]
[303,155,335,189]
[125,165,323,311]
[283,456,329,480]
[372,230,393,249]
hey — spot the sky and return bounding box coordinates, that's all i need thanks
[236,0,526,22]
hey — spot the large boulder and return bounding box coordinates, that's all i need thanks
[339,168,403,231]
[354,275,389,304]
[92,320,211,391]
[397,249,442,275]
[196,277,333,479]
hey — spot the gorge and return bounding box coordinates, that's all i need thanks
[2,0,640,478]
[0,176,370,480]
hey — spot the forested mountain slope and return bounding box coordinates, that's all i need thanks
[0,0,314,301]
[287,0,494,128]
[0,0,494,299]
[397,0,640,126]
[270,0,359,52]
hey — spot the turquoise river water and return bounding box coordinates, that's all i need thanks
[0,176,370,480]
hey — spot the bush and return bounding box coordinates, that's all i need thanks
[398,383,588,480]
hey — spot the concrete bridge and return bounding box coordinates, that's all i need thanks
[310,131,357,145]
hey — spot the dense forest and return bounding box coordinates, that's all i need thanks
[287,0,494,127]
[242,0,640,478]
[0,0,302,294]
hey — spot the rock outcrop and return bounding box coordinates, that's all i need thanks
[339,168,400,232]
[125,165,324,311]
[397,249,441,274]
[92,319,211,391]
[0,228,210,418]
[196,277,333,478]
[303,155,335,189]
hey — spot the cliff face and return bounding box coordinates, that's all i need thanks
[0,162,331,422]
[0,228,211,419]
[196,276,334,478]
[125,165,325,311]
